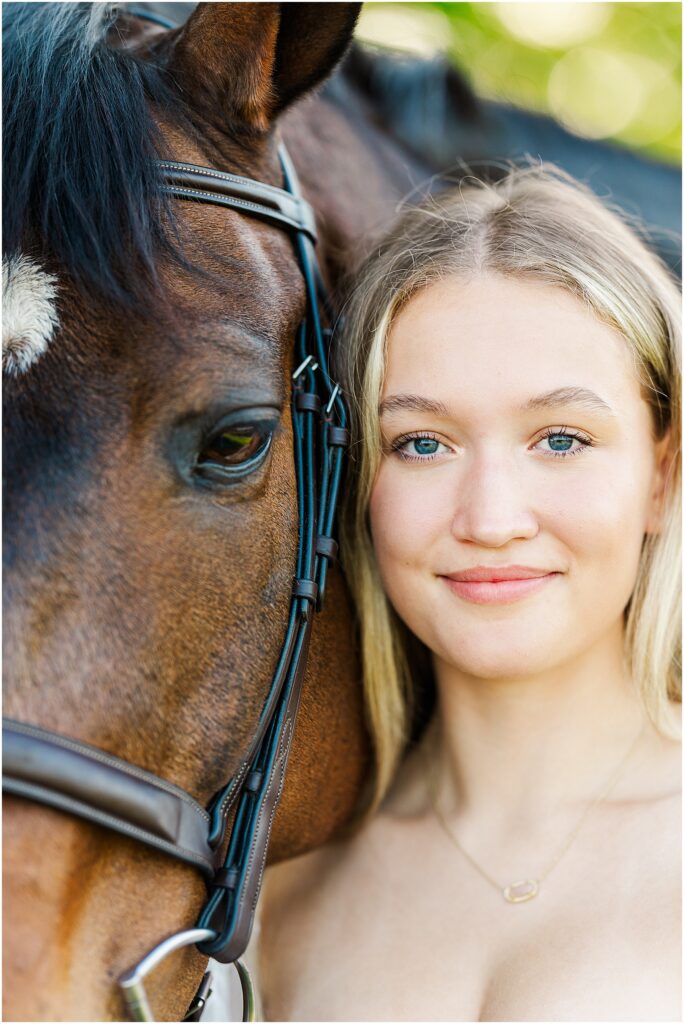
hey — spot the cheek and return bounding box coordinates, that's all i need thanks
[541,455,654,593]
[368,465,444,575]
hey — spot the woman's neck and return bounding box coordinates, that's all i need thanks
[430,619,650,831]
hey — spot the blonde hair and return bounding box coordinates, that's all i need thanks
[336,165,681,810]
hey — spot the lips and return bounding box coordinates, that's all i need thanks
[441,566,560,605]
[446,565,554,583]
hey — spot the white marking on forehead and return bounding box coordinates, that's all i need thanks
[2,254,60,375]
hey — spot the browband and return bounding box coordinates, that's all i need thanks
[158,159,317,241]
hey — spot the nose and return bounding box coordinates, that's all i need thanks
[450,449,539,548]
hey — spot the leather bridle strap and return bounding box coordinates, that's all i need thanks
[2,718,216,878]
[192,146,349,963]
[2,144,349,984]
[157,160,317,242]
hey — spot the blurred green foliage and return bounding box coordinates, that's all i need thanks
[357,3,681,164]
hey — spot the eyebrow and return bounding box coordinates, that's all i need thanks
[379,394,450,416]
[520,387,615,416]
[379,387,615,418]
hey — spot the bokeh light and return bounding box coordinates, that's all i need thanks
[355,2,681,164]
[355,3,450,56]
[494,3,612,49]
[547,47,644,138]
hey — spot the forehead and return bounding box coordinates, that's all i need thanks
[161,198,305,331]
[146,208,303,403]
[384,273,640,409]
[81,206,303,391]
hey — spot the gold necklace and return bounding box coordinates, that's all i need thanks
[426,720,646,904]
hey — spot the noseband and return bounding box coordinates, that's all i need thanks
[2,144,349,1021]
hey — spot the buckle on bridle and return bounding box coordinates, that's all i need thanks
[292,354,318,379]
[118,927,256,1022]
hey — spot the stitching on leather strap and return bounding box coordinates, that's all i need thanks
[214,759,250,824]
[4,720,210,822]
[3,778,215,876]
[159,161,289,201]
[160,186,288,221]
[242,717,294,919]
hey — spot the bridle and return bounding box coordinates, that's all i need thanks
[2,143,349,1021]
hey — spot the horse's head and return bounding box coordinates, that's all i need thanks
[3,4,373,1018]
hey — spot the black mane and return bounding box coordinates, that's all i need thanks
[3,3,188,307]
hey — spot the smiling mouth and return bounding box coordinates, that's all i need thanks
[441,572,560,605]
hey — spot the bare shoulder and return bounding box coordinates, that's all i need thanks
[257,816,398,1019]
[256,746,433,1019]
[643,701,681,796]
[260,840,351,928]
[259,745,431,939]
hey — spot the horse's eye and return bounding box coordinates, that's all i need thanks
[204,427,262,463]
[195,424,273,480]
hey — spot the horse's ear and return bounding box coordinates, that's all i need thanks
[164,2,361,132]
[273,3,362,111]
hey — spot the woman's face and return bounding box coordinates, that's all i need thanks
[369,273,669,679]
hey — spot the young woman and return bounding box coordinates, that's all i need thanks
[258,166,681,1022]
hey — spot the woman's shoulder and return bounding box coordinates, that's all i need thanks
[257,754,433,1011]
[257,824,387,1019]
[635,700,681,800]
[260,814,391,927]
[262,746,429,900]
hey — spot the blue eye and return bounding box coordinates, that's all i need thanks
[393,434,450,461]
[536,430,592,458]
[412,438,440,456]
[547,434,574,451]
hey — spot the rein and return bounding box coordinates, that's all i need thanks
[2,144,349,1021]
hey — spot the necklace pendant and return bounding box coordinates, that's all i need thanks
[503,879,539,903]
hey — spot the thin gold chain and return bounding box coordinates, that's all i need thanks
[426,719,647,896]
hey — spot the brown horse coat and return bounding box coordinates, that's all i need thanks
[3,4,418,1019]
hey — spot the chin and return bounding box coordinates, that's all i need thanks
[434,632,568,681]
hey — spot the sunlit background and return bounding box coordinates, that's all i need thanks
[356,2,681,164]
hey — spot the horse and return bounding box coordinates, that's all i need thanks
[2,4,423,1019]
[4,4,680,1021]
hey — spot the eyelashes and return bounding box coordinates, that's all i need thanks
[391,427,595,463]
[535,426,593,458]
[391,432,449,462]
